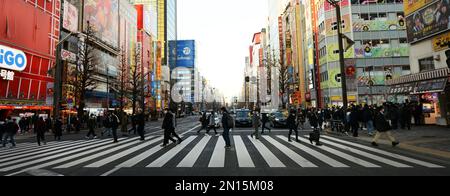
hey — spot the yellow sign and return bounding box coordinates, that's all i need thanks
[330,95,356,102]
[404,0,434,16]
[433,32,450,52]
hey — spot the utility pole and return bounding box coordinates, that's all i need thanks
[327,0,348,109]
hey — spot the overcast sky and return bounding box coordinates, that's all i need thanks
[178,0,268,100]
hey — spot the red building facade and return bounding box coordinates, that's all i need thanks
[0,0,61,119]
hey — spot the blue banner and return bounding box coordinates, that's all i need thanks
[169,40,196,69]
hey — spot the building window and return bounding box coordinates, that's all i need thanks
[361,13,369,20]
[399,38,407,44]
[418,57,435,72]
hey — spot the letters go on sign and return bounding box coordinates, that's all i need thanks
[0,45,27,72]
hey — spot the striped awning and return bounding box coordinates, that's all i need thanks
[386,68,450,86]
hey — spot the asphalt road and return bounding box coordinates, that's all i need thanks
[1,116,449,176]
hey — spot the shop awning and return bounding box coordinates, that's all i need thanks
[388,83,416,95]
[412,78,448,94]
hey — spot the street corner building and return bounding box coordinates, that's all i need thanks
[0,0,61,120]
[387,0,450,126]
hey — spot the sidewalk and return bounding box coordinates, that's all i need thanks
[326,125,450,160]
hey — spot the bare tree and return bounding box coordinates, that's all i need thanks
[117,47,129,113]
[129,45,151,116]
[267,49,289,109]
[70,22,98,120]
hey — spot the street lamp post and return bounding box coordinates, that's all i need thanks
[327,0,348,109]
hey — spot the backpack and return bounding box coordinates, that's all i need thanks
[226,113,235,128]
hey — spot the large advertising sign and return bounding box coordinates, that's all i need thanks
[433,31,450,51]
[404,0,436,16]
[0,45,27,72]
[169,40,196,68]
[406,0,450,43]
[84,0,119,47]
[63,1,79,33]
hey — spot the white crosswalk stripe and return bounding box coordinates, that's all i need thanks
[177,136,212,167]
[247,136,285,167]
[208,138,226,168]
[0,141,76,157]
[0,140,94,168]
[147,136,196,167]
[0,134,445,175]
[318,138,412,167]
[321,135,445,168]
[234,136,255,167]
[54,136,156,169]
[85,136,160,168]
[275,136,347,167]
[295,137,380,167]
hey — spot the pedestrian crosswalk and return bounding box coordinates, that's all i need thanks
[0,132,445,176]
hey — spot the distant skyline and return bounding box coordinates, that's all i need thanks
[178,0,269,100]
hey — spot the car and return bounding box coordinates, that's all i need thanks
[204,111,221,128]
[269,112,288,128]
[234,109,252,127]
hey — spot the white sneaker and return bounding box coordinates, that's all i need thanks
[215,134,221,137]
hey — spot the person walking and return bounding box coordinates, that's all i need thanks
[110,112,120,143]
[35,117,47,146]
[350,107,359,137]
[169,109,183,143]
[261,113,271,135]
[54,117,63,141]
[401,102,412,130]
[221,107,232,149]
[102,112,111,137]
[287,110,299,142]
[197,112,208,134]
[372,107,400,147]
[136,109,146,141]
[2,117,18,148]
[363,105,375,136]
[161,108,178,147]
[206,111,219,136]
[45,117,52,134]
[251,110,261,139]
[86,114,98,139]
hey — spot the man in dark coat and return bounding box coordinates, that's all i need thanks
[86,114,97,139]
[110,112,120,143]
[197,112,208,134]
[372,107,400,147]
[287,110,299,142]
[161,108,179,147]
[221,107,232,149]
[261,113,271,134]
[2,117,18,148]
[136,109,146,141]
[401,102,412,130]
[54,118,63,141]
[35,117,47,146]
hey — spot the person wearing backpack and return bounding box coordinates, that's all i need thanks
[221,107,232,149]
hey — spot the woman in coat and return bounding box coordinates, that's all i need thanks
[372,107,400,147]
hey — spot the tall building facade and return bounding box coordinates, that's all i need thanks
[315,0,410,106]
[0,0,61,120]
[387,0,450,126]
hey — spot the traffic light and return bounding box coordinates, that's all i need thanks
[446,49,450,68]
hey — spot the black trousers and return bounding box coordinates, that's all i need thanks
[351,123,359,137]
[288,127,298,141]
[112,127,118,142]
[206,125,218,134]
[261,121,271,133]
[163,129,177,145]
[137,125,145,140]
[87,128,96,137]
[37,132,46,146]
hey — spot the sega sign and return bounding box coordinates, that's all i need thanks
[0,45,27,72]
